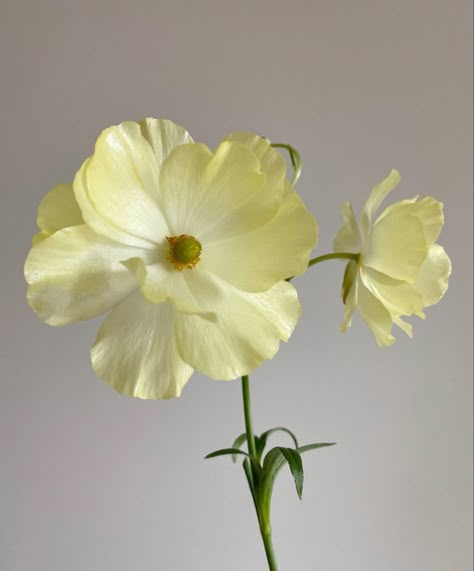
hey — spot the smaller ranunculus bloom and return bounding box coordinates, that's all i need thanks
[334,169,451,347]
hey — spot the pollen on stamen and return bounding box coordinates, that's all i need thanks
[166,234,202,271]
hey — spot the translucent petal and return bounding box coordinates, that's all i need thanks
[138,117,194,166]
[364,203,428,282]
[224,132,286,202]
[91,294,193,399]
[357,278,396,347]
[201,181,318,291]
[74,158,155,249]
[360,267,426,319]
[334,202,361,253]
[393,316,413,338]
[378,197,444,244]
[33,183,83,244]
[360,169,401,240]
[174,279,301,380]
[123,248,219,320]
[83,122,170,243]
[412,244,451,306]
[25,225,141,326]
[159,141,269,239]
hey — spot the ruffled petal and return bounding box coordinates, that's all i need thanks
[138,117,194,166]
[364,202,428,282]
[174,279,301,380]
[25,225,141,326]
[33,183,83,244]
[357,278,396,347]
[159,141,269,239]
[91,294,193,399]
[334,202,361,253]
[123,249,219,320]
[412,244,451,306]
[201,181,318,291]
[75,122,170,245]
[360,267,426,319]
[224,132,286,202]
[360,169,401,241]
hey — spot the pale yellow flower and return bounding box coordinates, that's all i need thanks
[25,118,318,398]
[334,170,451,346]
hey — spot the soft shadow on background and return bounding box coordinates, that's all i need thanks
[0,1,472,570]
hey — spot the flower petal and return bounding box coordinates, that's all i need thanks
[334,202,361,253]
[159,140,269,239]
[360,169,401,240]
[123,251,219,320]
[224,132,286,202]
[76,121,170,245]
[364,202,428,282]
[379,197,444,244]
[201,181,318,291]
[33,183,83,244]
[25,225,141,325]
[138,117,194,166]
[174,279,301,380]
[357,278,396,347]
[91,294,193,399]
[360,267,426,319]
[412,244,451,306]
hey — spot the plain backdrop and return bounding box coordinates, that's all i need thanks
[0,1,472,570]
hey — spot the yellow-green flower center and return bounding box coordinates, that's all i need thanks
[166,234,202,271]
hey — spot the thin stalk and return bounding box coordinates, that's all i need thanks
[308,252,359,267]
[241,375,279,571]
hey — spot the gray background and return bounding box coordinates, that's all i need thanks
[1,1,472,570]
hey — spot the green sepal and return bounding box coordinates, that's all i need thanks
[342,260,357,303]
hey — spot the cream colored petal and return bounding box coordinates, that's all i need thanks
[159,141,270,240]
[79,121,170,245]
[74,158,155,249]
[360,267,426,319]
[138,117,194,166]
[357,278,396,347]
[334,202,361,253]
[33,183,83,244]
[224,132,286,202]
[174,279,301,380]
[364,203,428,282]
[360,169,401,240]
[123,251,218,320]
[379,197,444,245]
[393,316,413,338]
[91,294,193,399]
[412,244,451,306]
[25,225,142,326]
[201,181,318,291]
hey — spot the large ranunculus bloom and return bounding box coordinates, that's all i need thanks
[334,169,451,347]
[25,118,318,398]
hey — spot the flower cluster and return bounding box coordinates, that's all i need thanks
[24,118,451,399]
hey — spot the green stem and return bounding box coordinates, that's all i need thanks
[241,376,279,571]
[308,252,359,267]
[270,143,302,185]
[241,375,257,460]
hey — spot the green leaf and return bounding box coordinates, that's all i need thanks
[205,448,250,460]
[298,442,337,454]
[231,433,249,462]
[264,447,304,499]
[257,427,299,461]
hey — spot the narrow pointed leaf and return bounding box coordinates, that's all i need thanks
[205,448,250,460]
[298,443,336,454]
[278,447,304,499]
[258,426,300,460]
[231,433,249,462]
